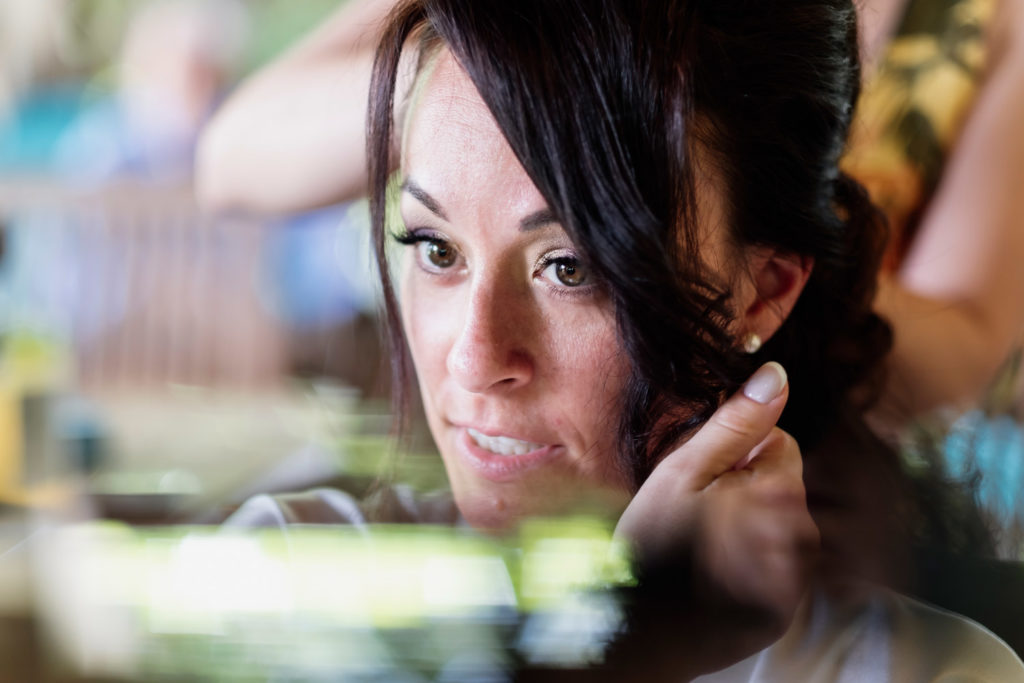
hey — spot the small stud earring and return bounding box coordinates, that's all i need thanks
[742,332,762,354]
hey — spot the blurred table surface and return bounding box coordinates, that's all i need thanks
[0,382,396,680]
[79,383,385,521]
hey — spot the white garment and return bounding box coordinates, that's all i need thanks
[697,584,1024,682]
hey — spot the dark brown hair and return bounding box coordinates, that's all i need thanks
[368,0,892,491]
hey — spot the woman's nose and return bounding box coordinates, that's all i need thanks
[446,281,534,393]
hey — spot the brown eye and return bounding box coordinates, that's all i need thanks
[424,240,457,268]
[546,259,587,287]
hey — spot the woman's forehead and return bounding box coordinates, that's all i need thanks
[404,51,508,160]
[401,50,547,219]
[401,47,733,263]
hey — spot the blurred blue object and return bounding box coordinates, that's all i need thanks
[262,202,378,330]
[0,205,128,341]
[945,410,1024,527]
[0,83,85,171]
[54,97,199,184]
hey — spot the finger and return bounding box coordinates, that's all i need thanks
[698,482,820,616]
[733,427,803,481]
[666,362,789,490]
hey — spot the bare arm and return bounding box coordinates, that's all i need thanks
[874,0,1024,424]
[196,0,397,214]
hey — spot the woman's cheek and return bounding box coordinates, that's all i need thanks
[546,307,629,438]
[400,272,458,383]
[552,307,626,392]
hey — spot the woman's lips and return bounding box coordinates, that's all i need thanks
[455,427,563,482]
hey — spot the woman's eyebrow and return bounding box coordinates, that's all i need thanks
[520,209,559,232]
[402,177,557,232]
[401,178,449,221]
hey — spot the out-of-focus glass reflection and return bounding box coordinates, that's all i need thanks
[0,3,394,679]
[39,520,632,681]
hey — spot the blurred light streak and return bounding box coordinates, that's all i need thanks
[38,519,633,679]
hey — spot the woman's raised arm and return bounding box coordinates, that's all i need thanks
[197,0,1024,432]
[873,0,1024,424]
[195,0,396,214]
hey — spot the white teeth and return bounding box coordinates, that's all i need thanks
[467,428,544,456]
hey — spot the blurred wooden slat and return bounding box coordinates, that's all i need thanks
[0,178,288,390]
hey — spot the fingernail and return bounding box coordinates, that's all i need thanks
[742,361,787,404]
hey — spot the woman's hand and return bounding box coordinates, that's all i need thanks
[615,361,819,636]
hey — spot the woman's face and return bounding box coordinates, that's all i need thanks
[397,53,635,528]
[397,52,748,529]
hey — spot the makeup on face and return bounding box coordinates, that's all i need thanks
[395,51,631,528]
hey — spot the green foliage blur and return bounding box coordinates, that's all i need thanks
[64,0,344,85]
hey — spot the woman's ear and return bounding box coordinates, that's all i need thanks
[738,249,814,345]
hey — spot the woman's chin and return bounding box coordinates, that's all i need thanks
[451,486,533,532]
[451,480,631,533]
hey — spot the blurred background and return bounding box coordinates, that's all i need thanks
[2,0,1023,680]
[0,0,417,522]
[0,2,464,679]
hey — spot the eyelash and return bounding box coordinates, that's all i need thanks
[391,228,440,248]
[390,228,596,299]
[391,228,462,274]
[391,228,436,246]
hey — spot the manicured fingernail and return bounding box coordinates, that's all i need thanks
[742,362,787,404]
